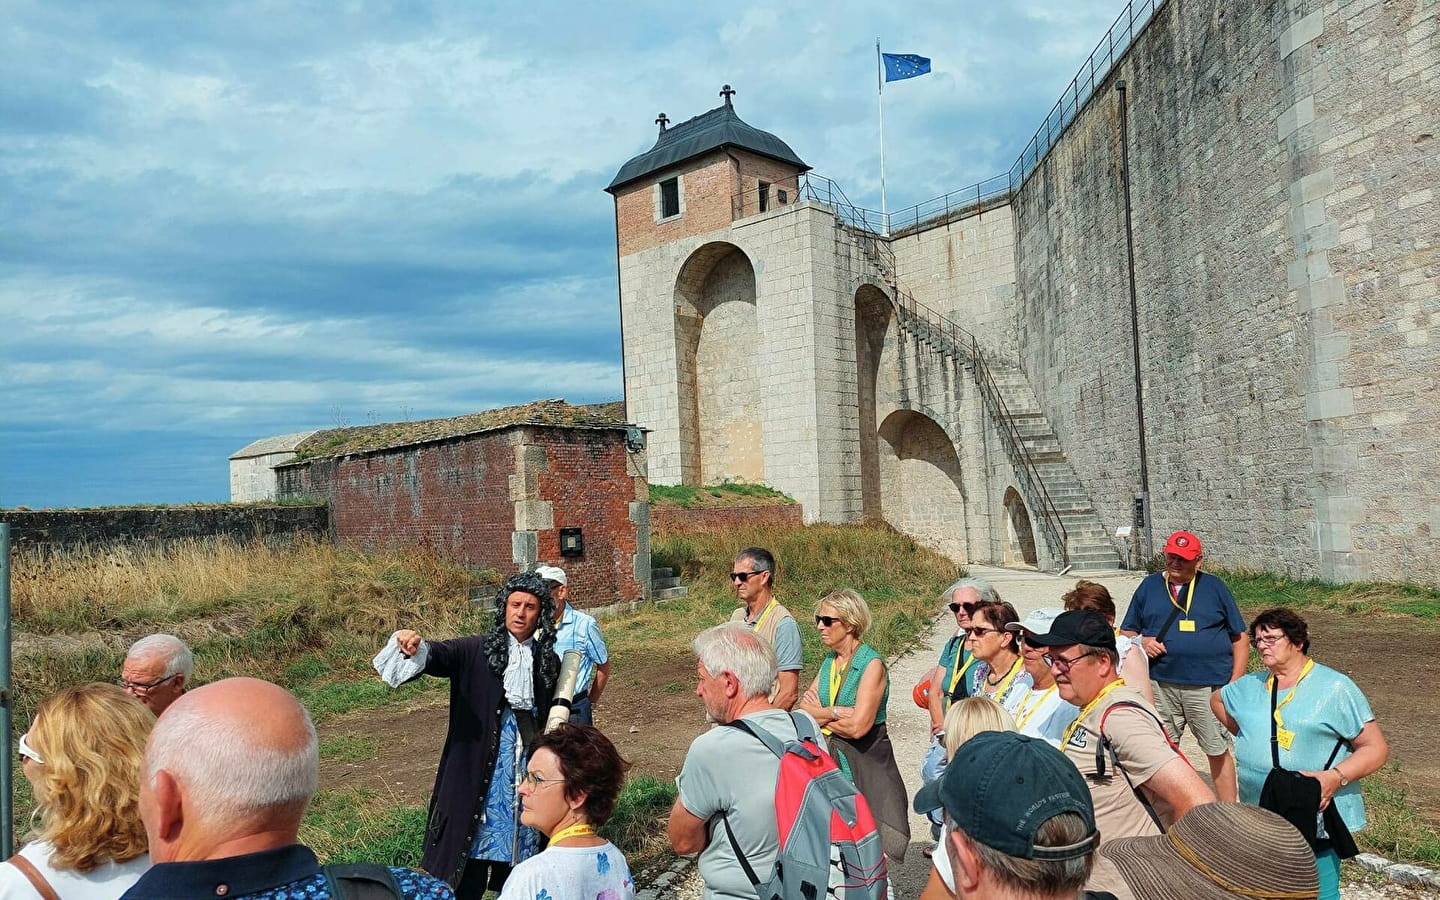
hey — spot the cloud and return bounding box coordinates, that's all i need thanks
[1,0,1125,507]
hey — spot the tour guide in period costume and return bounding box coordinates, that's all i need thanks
[728,547,803,709]
[1120,530,1247,801]
[376,572,560,898]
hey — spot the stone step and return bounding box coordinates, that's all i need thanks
[653,576,683,590]
[651,567,677,579]
[654,586,689,602]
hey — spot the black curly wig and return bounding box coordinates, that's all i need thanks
[485,571,560,709]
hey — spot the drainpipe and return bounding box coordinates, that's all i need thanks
[1117,80,1154,564]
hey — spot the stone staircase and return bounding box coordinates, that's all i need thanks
[652,567,687,602]
[832,207,1119,571]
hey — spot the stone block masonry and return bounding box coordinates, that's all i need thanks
[3,504,329,554]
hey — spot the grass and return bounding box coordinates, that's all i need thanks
[601,776,678,873]
[301,789,428,867]
[1215,567,1440,621]
[649,481,795,509]
[1356,765,1440,866]
[319,733,380,763]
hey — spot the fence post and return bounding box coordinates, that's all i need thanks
[1,522,11,858]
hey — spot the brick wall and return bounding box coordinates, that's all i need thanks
[277,426,648,607]
[651,503,803,534]
[3,504,329,553]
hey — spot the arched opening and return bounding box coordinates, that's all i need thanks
[674,242,764,485]
[878,409,968,561]
[1002,487,1039,568]
[855,286,892,520]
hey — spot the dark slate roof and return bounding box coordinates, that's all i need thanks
[607,102,809,192]
[280,399,629,464]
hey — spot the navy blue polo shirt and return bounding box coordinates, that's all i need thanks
[1121,570,1245,686]
[121,844,454,900]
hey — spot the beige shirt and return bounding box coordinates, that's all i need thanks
[1061,685,1177,900]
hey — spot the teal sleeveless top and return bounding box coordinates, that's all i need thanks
[820,643,888,724]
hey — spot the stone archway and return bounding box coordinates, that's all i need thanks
[878,408,968,561]
[855,285,893,520]
[1002,487,1039,567]
[674,242,764,485]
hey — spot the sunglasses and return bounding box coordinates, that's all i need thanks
[730,571,766,582]
[947,601,981,613]
[815,615,842,627]
[18,732,42,765]
[965,626,1001,638]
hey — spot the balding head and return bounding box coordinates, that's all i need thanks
[141,677,318,861]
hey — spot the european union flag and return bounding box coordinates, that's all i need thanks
[882,53,931,83]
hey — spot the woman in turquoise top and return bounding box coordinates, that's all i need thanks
[1213,607,1390,900]
[799,589,910,865]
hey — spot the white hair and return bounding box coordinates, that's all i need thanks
[693,623,777,698]
[127,634,194,680]
[146,695,318,825]
[943,577,1000,606]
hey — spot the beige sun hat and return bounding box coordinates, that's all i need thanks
[1099,803,1318,900]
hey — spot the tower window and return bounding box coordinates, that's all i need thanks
[659,177,681,219]
[758,181,771,213]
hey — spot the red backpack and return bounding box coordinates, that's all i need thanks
[721,711,887,900]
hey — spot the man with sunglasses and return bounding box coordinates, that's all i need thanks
[121,634,192,715]
[726,547,802,710]
[1025,610,1215,900]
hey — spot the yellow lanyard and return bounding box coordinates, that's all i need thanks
[548,823,598,847]
[1167,573,1197,618]
[751,600,776,632]
[1267,658,1315,730]
[983,657,1024,702]
[827,655,848,705]
[947,644,978,696]
[1014,685,1057,731]
[1061,679,1126,749]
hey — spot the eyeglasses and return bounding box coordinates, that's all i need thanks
[17,732,42,765]
[520,769,565,788]
[815,615,841,627]
[1250,634,1286,648]
[730,571,766,582]
[947,601,981,614]
[118,673,179,694]
[1043,650,1097,672]
[965,626,1000,638]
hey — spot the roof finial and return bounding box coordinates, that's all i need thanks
[656,112,670,133]
[720,84,736,107]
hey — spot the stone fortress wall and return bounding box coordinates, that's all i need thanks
[613,0,1438,583]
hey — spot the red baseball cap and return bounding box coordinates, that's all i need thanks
[1164,531,1203,560]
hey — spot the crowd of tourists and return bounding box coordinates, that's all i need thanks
[6,536,1393,900]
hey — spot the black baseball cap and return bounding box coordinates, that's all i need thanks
[1018,609,1116,652]
[913,731,1099,861]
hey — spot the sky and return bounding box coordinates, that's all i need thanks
[2,0,1125,508]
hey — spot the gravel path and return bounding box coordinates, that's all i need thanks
[653,564,1438,899]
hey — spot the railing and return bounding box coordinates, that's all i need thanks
[885,0,1168,234]
[885,288,1070,569]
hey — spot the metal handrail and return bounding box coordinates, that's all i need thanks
[884,289,1069,567]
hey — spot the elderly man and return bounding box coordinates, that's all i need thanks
[914,731,1100,900]
[669,624,824,900]
[121,677,453,900]
[536,564,610,725]
[727,547,802,710]
[121,634,192,715]
[1026,610,1215,900]
[1005,607,1081,746]
[1120,531,1246,801]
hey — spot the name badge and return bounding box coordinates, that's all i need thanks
[1276,727,1296,750]
[1178,619,1196,632]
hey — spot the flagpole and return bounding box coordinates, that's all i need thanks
[877,39,889,236]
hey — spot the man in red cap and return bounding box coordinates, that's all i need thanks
[1119,531,1246,802]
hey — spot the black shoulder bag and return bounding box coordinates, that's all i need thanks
[1256,677,1359,856]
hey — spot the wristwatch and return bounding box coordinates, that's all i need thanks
[1333,767,1350,787]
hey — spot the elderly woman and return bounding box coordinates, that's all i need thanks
[384,571,560,898]
[961,600,1032,712]
[1212,607,1390,900]
[1,683,153,900]
[799,589,910,866]
[918,697,1018,900]
[1062,579,1155,707]
[500,723,635,900]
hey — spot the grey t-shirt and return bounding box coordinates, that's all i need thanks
[772,616,803,672]
[676,709,825,900]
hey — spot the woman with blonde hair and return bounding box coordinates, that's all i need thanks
[2,683,153,900]
[919,697,1018,899]
[799,589,911,868]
